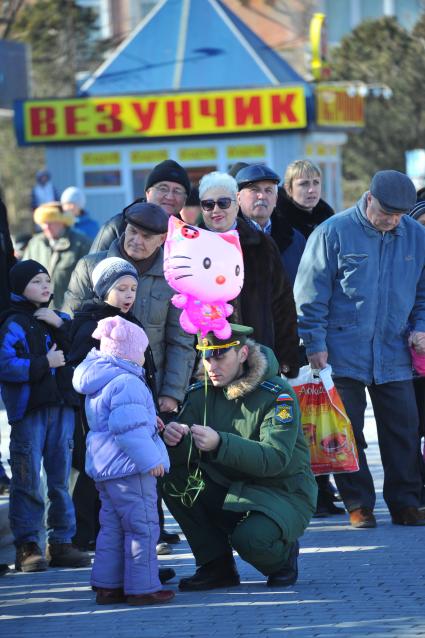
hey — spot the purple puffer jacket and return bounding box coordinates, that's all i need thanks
[73,349,170,481]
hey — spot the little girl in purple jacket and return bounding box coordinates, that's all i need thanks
[73,315,174,606]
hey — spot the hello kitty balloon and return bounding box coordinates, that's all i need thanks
[164,216,244,339]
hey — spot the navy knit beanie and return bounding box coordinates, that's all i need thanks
[145,160,190,195]
[9,260,49,296]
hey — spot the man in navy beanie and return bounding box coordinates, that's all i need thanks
[90,160,191,253]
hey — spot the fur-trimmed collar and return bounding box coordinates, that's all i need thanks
[195,339,269,400]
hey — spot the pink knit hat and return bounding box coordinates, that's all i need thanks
[92,315,149,364]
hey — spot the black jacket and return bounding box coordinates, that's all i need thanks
[279,189,334,239]
[200,216,299,377]
[0,198,16,312]
[67,299,158,410]
[0,298,79,422]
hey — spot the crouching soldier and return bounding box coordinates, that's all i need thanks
[162,324,317,590]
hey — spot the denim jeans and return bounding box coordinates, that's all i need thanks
[9,406,76,546]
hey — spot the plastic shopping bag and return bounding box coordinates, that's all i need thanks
[410,347,425,375]
[289,365,359,476]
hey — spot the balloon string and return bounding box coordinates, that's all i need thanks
[166,333,207,508]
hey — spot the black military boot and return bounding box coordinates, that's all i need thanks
[179,555,240,591]
[267,540,299,587]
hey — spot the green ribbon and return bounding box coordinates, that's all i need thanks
[166,334,208,508]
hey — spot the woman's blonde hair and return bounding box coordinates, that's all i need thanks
[284,160,321,191]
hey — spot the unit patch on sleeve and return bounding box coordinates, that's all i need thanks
[274,401,294,425]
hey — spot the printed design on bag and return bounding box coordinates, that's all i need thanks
[275,402,293,425]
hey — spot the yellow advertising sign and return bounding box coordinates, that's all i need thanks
[316,85,364,127]
[227,144,266,159]
[178,147,217,161]
[82,151,121,165]
[16,86,307,144]
[310,13,330,82]
[130,149,168,163]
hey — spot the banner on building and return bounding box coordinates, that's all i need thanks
[316,85,364,128]
[14,86,307,145]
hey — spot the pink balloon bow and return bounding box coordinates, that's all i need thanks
[163,216,244,339]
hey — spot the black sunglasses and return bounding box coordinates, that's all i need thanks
[200,197,234,212]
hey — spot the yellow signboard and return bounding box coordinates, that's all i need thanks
[178,147,217,161]
[15,86,307,144]
[227,144,266,159]
[130,149,168,163]
[310,13,331,81]
[316,85,364,127]
[82,151,121,165]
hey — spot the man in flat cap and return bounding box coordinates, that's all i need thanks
[162,324,317,590]
[295,170,425,528]
[90,160,191,253]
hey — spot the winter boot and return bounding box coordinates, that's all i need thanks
[15,542,48,572]
[46,543,91,568]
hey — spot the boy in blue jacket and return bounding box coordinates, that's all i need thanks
[0,259,90,572]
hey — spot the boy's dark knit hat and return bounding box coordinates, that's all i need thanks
[145,160,191,195]
[9,259,49,295]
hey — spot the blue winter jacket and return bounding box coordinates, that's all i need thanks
[294,193,425,385]
[73,350,170,481]
[0,295,77,423]
[73,211,99,240]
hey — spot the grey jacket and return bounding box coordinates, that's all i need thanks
[24,228,91,309]
[63,240,195,402]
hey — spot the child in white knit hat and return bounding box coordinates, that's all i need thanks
[73,315,174,606]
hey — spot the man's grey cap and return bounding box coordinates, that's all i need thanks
[370,170,417,214]
[124,201,169,234]
[236,164,280,191]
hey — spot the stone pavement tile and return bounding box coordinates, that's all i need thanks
[0,410,424,637]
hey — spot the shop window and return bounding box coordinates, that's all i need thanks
[185,166,217,186]
[83,170,121,187]
[132,169,151,199]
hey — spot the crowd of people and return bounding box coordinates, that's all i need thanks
[0,157,424,606]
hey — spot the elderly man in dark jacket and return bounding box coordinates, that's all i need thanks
[197,171,299,378]
[163,324,317,590]
[235,164,306,287]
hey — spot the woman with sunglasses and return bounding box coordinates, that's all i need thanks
[197,171,299,379]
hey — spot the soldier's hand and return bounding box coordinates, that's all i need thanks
[46,343,65,368]
[191,425,220,452]
[163,422,190,446]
